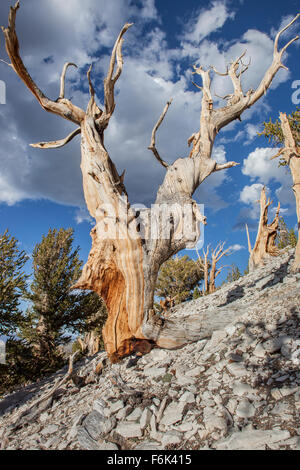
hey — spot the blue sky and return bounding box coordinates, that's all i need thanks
[0,0,299,288]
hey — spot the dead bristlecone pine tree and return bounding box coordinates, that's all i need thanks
[2,2,299,361]
[197,242,232,294]
[246,187,281,272]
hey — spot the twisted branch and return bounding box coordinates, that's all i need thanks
[148,100,172,168]
[30,127,81,149]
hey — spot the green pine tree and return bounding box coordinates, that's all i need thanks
[155,254,204,305]
[225,264,241,283]
[0,230,28,337]
[258,107,300,167]
[276,216,297,249]
[22,228,104,368]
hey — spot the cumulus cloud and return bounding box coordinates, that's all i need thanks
[238,182,267,222]
[241,147,294,206]
[240,182,265,205]
[180,1,235,44]
[228,243,245,252]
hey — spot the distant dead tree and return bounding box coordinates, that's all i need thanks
[246,187,280,271]
[197,242,232,294]
[1,3,299,361]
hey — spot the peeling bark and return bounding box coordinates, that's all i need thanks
[2,3,299,360]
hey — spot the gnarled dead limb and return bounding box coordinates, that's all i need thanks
[30,127,81,149]
[100,22,133,124]
[213,161,240,172]
[1,1,85,125]
[59,62,77,99]
[212,14,300,132]
[148,100,172,168]
[248,187,280,271]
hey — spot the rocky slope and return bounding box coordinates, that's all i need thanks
[0,248,300,450]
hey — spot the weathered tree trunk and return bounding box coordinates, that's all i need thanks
[247,187,280,271]
[277,113,300,272]
[2,3,299,360]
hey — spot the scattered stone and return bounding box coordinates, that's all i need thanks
[227,362,248,378]
[135,441,162,450]
[179,391,195,403]
[140,408,152,430]
[214,429,290,450]
[126,407,143,422]
[253,343,266,358]
[83,411,116,438]
[161,431,182,447]
[160,402,185,426]
[143,367,167,378]
[232,382,255,397]
[115,422,142,439]
[235,399,255,419]
[205,415,227,433]
[77,426,103,450]
[40,425,59,436]
[109,400,124,414]
[1,248,298,451]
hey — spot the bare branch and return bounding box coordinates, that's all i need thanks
[0,58,12,67]
[274,14,300,55]
[59,62,77,99]
[248,14,300,107]
[30,127,81,149]
[192,81,203,91]
[214,92,232,101]
[215,264,230,278]
[270,148,285,160]
[1,1,85,124]
[192,65,212,102]
[245,223,252,253]
[210,65,229,76]
[213,161,240,172]
[148,100,172,168]
[102,22,133,120]
[212,15,299,133]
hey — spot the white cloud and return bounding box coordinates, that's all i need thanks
[239,183,266,220]
[181,1,235,44]
[242,147,292,186]
[240,183,265,205]
[228,243,245,252]
[74,207,94,225]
